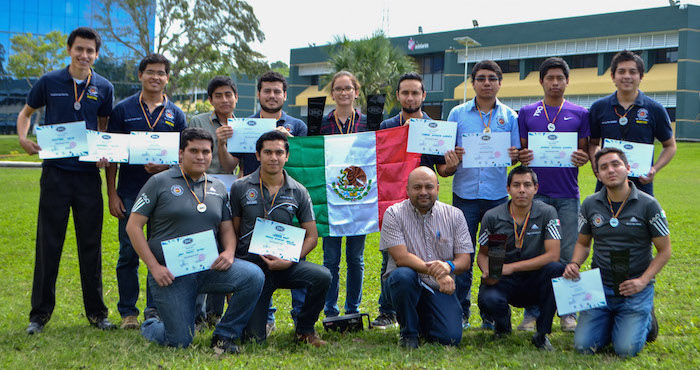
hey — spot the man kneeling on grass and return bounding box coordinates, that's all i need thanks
[380,167,473,349]
[126,128,264,354]
[564,147,671,357]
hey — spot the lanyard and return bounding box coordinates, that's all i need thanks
[606,186,632,221]
[542,100,565,127]
[73,71,92,109]
[139,92,169,130]
[260,178,281,219]
[509,203,532,249]
[476,103,493,133]
[614,105,635,120]
[259,111,282,120]
[180,166,207,212]
[334,110,356,134]
[209,112,234,128]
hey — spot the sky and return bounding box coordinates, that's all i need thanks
[245,0,700,65]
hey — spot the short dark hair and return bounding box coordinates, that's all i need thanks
[257,71,287,92]
[256,130,289,154]
[67,27,101,52]
[397,72,424,92]
[507,165,538,187]
[471,60,503,82]
[539,57,570,81]
[139,53,171,74]
[180,128,213,151]
[595,147,629,171]
[611,50,645,78]
[207,76,238,98]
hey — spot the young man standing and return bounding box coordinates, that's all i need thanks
[17,27,116,334]
[106,54,187,329]
[516,57,590,332]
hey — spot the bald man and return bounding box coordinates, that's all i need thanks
[379,167,474,348]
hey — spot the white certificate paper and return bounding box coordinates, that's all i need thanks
[528,132,578,168]
[36,121,89,159]
[248,218,306,262]
[603,138,654,178]
[552,268,607,316]
[406,119,457,155]
[461,132,511,168]
[161,229,219,278]
[128,131,179,165]
[227,118,276,153]
[79,130,130,163]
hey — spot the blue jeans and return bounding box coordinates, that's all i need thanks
[387,267,462,345]
[478,262,565,335]
[116,196,154,317]
[141,259,264,348]
[322,235,365,317]
[574,284,654,357]
[452,195,508,320]
[377,250,395,315]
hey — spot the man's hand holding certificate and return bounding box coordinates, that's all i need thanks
[161,229,220,278]
[129,131,179,165]
[461,132,511,168]
[36,121,89,159]
[79,130,130,163]
[406,119,458,155]
[249,218,306,262]
[528,132,578,167]
[226,118,276,153]
[552,268,607,316]
[603,138,654,178]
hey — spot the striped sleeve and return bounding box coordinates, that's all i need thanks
[578,200,591,235]
[379,206,405,251]
[132,176,159,217]
[478,212,493,246]
[544,207,562,240]
[452,208,474,254]
[647,200,670,237]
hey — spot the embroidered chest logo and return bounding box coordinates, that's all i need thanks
[87,85,98,100]
[246,188,259,201]
[171,185,184,196]
[592,214,605,227]
[332,166,373,202]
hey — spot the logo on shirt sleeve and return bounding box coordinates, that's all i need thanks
[132,193,151,213]
[578,213,588,232]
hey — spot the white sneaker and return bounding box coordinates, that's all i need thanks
[560,315,577,332]
[517,315,537,332]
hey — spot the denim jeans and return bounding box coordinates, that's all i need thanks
[387,267,462,345]
[322,235,366,317]
[478,262,565,335]
[141,259,264,348]
[452,195,508,320]
[116,196,154,317]
[574,284,654,357]
[377,250,395,315]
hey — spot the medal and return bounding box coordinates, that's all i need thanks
[197,203,207,213]
[139,92,169,130]
[547,123,556,132]
[510,203,532,249]
[477,103,493,134]
[483,127,491,133]
[606,184,631,230]
[619,117,628,125]
[180,166,207,214]
[614,105,634,127]
[260,176,282,219]
[609,217,619,227]
[542,100,565,133]
[73,101,81,111]
[72,71,92,112]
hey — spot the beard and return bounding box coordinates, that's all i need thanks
[402,106,420,114]
[261,103,282,114]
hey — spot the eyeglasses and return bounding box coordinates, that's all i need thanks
[333,86,355,93]
[473,76,500,82]
[143,70,168,77]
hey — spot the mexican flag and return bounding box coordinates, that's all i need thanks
[286,125,421,237]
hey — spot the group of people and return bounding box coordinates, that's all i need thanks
[17,27,673,358]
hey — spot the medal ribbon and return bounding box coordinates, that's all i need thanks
[259,177,281,219]
[139,92,169,130]
[510,203,532,249]
[476,103,493,132]
[73,71,93,108]
[542,99,565,126]
[606,184,632,221]
[334,110,356,134]
[180,166,207,209]
[614,105,635,121]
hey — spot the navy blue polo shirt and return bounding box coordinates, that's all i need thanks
[108,91,187,200]
[380,112,446,170]
[589,90,673,194]
[232,110,308,176]
[27,66,114,172]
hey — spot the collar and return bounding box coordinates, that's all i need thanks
[496,199,544,221]
[170,166,209,184]
[610,90,646,108]
[249,167,295,191]
[62,66,94,83]
[408,199,442,218]
[593,180,639,203]
[253,110,288,122]
[467,98,502,113]
[326,109,361,122]
[394,111,431,124]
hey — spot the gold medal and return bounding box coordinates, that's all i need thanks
[483,127,491,133]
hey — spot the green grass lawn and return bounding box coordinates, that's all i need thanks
[0,142,698,368]
[0,135,41,162]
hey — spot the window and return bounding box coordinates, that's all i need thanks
[654,48,678,64]
[415,53,444,91]
[568,54,597,69]
[496,59,519,74]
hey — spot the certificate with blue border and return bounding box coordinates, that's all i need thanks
[36,121,89,159]
[161,229,219,278]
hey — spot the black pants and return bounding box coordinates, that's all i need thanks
[478,262,565,335]
[30,166,108,324]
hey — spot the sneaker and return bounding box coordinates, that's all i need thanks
[295,332,327,347]
[532,333,554,351]
[211,334,241,354]
[370,312,397,330]
[91,317,116,330]
[266,322,277,337]
[399,336,419,349]
[462,317,471,329]
[26,322,44,335]
[517,315,537,332]
[560,314,577,332]
[647,306,658,343]
[481,318,495,330]
[144,308,160,321]
[120,315,139,330]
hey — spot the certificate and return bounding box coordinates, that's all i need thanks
[79,130,130,163]
[552,268,607,316]
[248,218,306,262]
[36,121,89,159]
[128,131,179,165]
[406,119,457,155]
[461,132,511,168]
[227,118,276,153]
[603,138,654,178]
[161,229,219,278]
[528,132,578,167]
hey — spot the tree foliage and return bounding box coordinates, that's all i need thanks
[325,31,417,112]
[270,61,289,77]
[95,0,268,94]
[7,31,67,87]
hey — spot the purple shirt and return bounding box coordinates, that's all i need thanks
[518,100,590,199]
